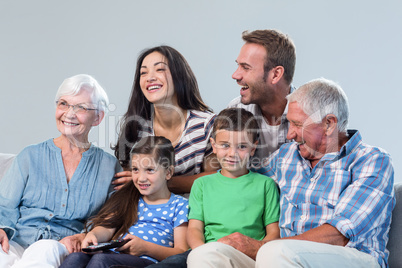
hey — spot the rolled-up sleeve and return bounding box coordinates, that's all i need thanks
[327,150,395,246]
[0,150,30,240]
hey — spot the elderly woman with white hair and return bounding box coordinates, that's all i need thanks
[0,74,122,267]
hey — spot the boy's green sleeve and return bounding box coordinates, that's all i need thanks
[188,179,204,221]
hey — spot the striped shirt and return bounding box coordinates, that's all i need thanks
[257,130,395,268]
[140,110,216,176]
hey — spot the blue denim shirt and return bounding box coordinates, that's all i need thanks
[0,139,122,248]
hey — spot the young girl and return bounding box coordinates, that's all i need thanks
[60,136,189,268]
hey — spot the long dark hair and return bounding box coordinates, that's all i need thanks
[86,136,175,239]
[112,45,212,168]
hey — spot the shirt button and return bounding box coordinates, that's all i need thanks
[62,204,65,207]
[300,215,306,220]
[49,214,53,217]
[310,178,315,182]
[65,189,68,192]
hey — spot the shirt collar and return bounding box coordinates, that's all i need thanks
[318,129,361,162]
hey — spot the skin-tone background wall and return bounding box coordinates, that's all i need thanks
[1,0,401,182]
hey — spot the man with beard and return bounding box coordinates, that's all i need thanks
[228,29,296,167]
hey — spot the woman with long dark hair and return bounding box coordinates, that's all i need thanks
[113,46,218,194]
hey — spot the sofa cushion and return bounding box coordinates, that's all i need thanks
[0,153,15,181]
[387,183,402,268]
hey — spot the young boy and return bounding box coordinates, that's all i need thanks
[186,107,280,266]
[147,108,280,268]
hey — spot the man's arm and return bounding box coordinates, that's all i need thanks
[217,223,346,260]
[217,222,280,260]
[218,232,264,260]
[281,223,348,246]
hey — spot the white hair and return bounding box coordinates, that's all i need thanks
[286,78,349,133]
[54,74,109,113]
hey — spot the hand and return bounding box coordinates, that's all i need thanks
[217,232,263,260]
[117,234,146,256]
[0,229,9,254]
[81,232,99,249]
[59,233,85,253]
[112,171,132,190]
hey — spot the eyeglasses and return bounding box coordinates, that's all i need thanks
[56,101,98,114]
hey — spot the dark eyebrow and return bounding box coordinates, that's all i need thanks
[239,62,252,68]
[141,62,168,69]
[154,62,168,66]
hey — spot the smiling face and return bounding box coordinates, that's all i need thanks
[139,51,177,106]
[55,89,102,142]
[232,43,273,105]
[131,153,172,203]
[286,102,329,166]
[211,130,257,178]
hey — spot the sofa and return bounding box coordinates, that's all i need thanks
[0,153,400,267]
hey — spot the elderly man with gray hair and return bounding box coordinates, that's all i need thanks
[187,78,394,268]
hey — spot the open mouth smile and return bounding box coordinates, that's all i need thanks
[147,85,162,91]
[62,121,79,126]
[138,183,151,190]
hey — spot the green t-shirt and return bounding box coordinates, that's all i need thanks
[188,170,280,243]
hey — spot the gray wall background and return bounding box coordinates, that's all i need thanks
[1,0,401,182]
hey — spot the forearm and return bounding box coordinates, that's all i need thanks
[142,240,188,261]
[262,222,280,243]
[187,228,205,249]
[168,153,219,194]
[168,171,215,194]
[89,226,115,242]
[282,224,348,246]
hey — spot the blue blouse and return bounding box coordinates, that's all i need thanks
[0,139,122,248]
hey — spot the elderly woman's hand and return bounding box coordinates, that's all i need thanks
[112,171,132,190]
[0,229,9,254]
[59,233,85,253]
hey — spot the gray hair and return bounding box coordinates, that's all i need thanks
[286,78,349,133]
[54,74,109,113]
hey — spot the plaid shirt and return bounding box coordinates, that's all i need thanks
[257,130,395,268]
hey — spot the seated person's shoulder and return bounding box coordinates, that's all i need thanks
[227,96,244,108]
[172,193,189,203]
[249,171,276,183]
[227,96,257,113]
[352,140,393,166]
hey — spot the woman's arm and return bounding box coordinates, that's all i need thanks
[0,229,10,253]
[118,223,189,261]
[0,152,29,239]
[168,153,220,194]
[187,219,205,249]
[112,170,132,190]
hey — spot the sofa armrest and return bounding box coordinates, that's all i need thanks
[387,183,402,268]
